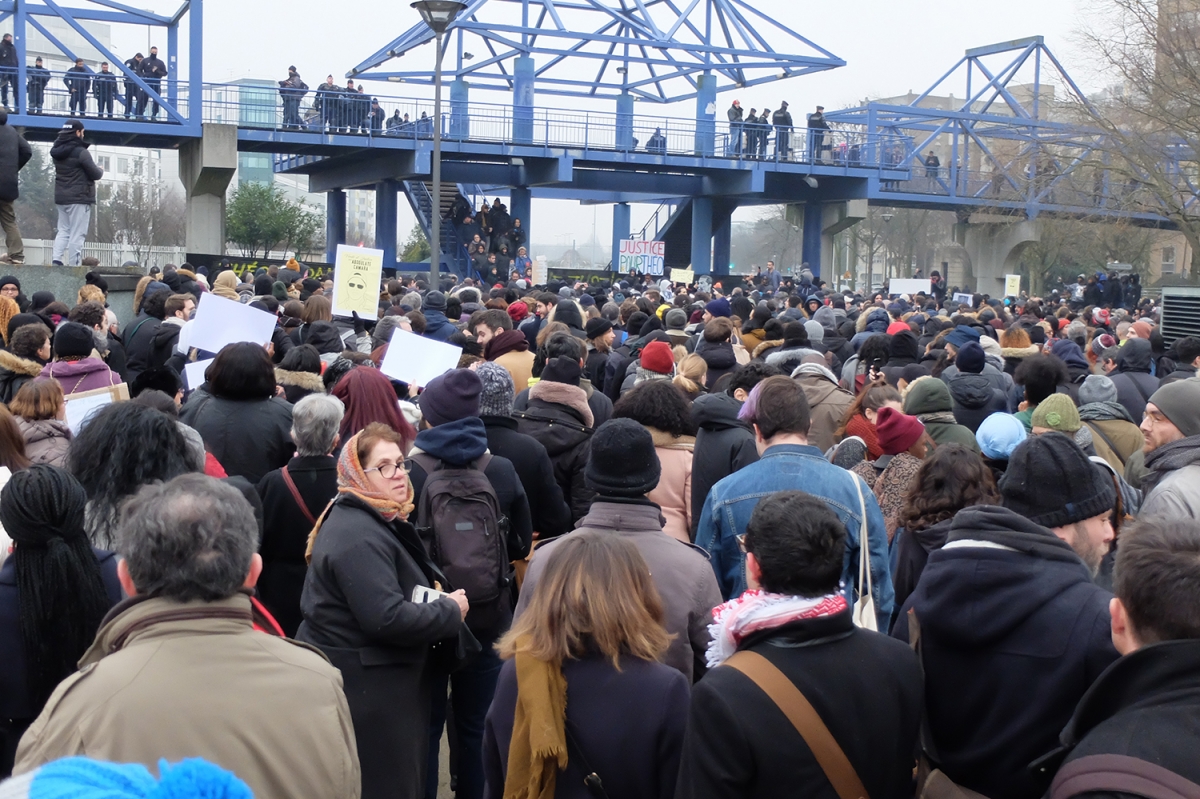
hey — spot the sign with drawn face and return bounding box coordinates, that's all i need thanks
[332,244,384,318]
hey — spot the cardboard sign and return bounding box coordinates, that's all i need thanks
[1005,274,1022,297]
[379,328,463,388]
[532,255,548,286]
[888,278,931,297]
[188,293,277,354]
[952,292,975,307]
[332,244,384,318]
[670,268,694,284]
[64,383,129,436]
[617,240,665,276]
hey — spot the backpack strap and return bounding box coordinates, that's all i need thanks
[1050,754,1200,799]
[1084,421,1123,465]
[725,650,870,799]
[280,465,317,526]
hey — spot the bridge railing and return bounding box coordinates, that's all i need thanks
[205,82,911,169]
[3,68,190,123]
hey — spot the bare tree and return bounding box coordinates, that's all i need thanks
[95,162,186,265]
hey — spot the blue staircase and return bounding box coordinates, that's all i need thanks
[637,198,738,271]
[401,180,485,277]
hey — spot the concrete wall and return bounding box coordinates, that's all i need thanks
[1,265,146,325]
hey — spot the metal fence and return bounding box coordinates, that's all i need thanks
[21,240,186,268]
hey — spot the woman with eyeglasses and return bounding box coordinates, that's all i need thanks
[298,422,468,799]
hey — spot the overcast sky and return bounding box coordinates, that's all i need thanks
[134,0,1096,252]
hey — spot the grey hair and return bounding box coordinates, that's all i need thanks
[291,394,345,456]
[118,474,258,602]
[372,316,401,350]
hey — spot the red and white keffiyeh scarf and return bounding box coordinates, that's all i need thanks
[706,589,848,667]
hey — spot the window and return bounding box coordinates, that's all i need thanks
[1163,246,1177,275]
[97,156,110,171]
[117,157,128,174]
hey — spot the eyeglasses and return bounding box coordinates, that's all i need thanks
[365,462,405,479]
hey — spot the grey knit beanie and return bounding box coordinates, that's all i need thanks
[1078,374,1118,406]
[476,362,515,417]
[1148,380,1200,438]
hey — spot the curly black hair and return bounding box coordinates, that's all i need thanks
[613,380,697,437]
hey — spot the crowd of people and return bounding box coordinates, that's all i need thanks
[0,259,1197,799]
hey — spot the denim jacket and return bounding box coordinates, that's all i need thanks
[694,443,895,629]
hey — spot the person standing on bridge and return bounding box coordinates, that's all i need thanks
[807,104,829,163]
[137,45,166,120]
[314,75,340,132]
[50,120,103,267]
[0,34,16,111]
[772,101,793,160]
[0,110,32,266]
[744,108,759,157]
[64,58,90,118]
[727,99,743,156]
[122,52,143,119]
[26,57,49,115]
[758,107,772,159]
[278,66,308,130]
[92,62,117,119]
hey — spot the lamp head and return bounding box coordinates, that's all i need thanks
[411,0,468,34]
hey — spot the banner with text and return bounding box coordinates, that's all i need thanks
[618,240,665,276]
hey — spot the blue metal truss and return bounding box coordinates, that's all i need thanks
[824,36,1177,227]
[0,0,201,136]
[348,0,844,103]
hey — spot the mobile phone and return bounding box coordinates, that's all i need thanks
[412,585,446,604]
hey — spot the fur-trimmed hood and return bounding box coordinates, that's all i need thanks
[0,349,44,377]
[752,339,784,359]
[275,368,325,392]
[1001,345,1039,360]
[528,379,594,427]
[647,426,695,451]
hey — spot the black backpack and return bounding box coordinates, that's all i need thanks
[410,453,508,605]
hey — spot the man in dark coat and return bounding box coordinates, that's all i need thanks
[255,394,342,637]
[512,330,613,428]
[772,101,793,160]
[122,53,143,118]
[893,433,1120,799]
[1108,338,1160,423]
[64,58,90,117]
[0,34,15,109]
[25,57,49,114]
[689,363,777,536]
[420,290,457,341]
[91,61,117,118]
[136,45,166,119]
[476,362,571,539]
[679,491,922,799]
[49,119,103,266]
[1038,517,1200,792]
[122,285,169,384]
[0,110,31,266]
[406,368,532,799]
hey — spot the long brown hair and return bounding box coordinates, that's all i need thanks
[496,532,673,668]
[302,294,333,325]
[9,379,64,422]
[834,380,901,440]
[132,275,154,316]
[897,443,999,532]
[0,405,30,471]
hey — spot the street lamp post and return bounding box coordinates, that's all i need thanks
[411,0,467,289]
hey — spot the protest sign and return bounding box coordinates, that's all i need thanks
[888,279,931,296]
[187,293,277,354]
[379,328,463,387]
[64,384,129,436]
[617,240,665,275]
[951,292,975,307]
[332,244,384,318]
[184,359,215,390]
[670,268,694,284]
[1005,274,1022,297]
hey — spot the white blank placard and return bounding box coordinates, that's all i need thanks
[187,293,277,354]
[379,328,463,387]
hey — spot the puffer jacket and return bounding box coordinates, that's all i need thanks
[14,417,71,467]
[514,380,595,523]
[792,362,853,454]
[0,351,43,405]
[645,428,695,544]
[49,127,103,206]
[1078,402,1144,474]
[946,371,1009,432]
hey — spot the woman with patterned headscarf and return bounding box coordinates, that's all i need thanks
[298,423,467,799]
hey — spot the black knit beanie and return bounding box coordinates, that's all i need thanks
[999,432,1116,528]
[585,419,661,497]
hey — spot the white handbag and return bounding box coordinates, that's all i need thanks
[850,473,878,631]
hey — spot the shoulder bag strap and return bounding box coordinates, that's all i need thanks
[1050,754,1200,799]
[725,650,870,799]
[1083,421,1122,462]
[280,465,317,526]
[853,473,874,612]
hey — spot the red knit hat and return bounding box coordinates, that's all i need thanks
[887,321,911,336]
[876,406,925,455]
[639,340,675,375]
[507,301,529,324]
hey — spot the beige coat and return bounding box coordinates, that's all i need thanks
[16,594,360,799]
[494,348,535,391]
[646,427,695,543]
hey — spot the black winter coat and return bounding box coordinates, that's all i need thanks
[893,505,1119,799]
[49,129,103,206]
[484,655,689,799]
[121,313,162,384]
[1109,340,1159,423]
[946,371,1009,432]
[512,381,613,431]
[890,518,953,626]
[695,338,738,389]
[514,384,595,523]
[0,548,122,776]
[677,611,923,799]
[0,351,43,405]
[482,415,571,539]
[179,389,295,484]
[298,495,462,799]
[1038,640,1200,796]
[255,455,339,637]
[0,124,32,202]
[689,392,758,535]
[104,332,129,384]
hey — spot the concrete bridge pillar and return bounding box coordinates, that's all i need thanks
[179,124,237,259]
[799,200,867,280]
[513,56,535,144]
[325,190,347,263]
[956,218,1042,295]
[691,197,713,275]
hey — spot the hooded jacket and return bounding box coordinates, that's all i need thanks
[16,594,361,799]
[1078,402,1144,474]
[903,377,980,451]
[514,380,595,523]
[792,362,853,454]
[274,368,324,405]
[49,128,103,206]
[422,308,457,342]
[406,417,532,642]
[946,370,1009,432]
[482,415,571,539]
[689,391,758,536]
[850,308,890,349]
[39,357,122,396]
[1109,339,1160,422]
[893,505,1119,799]
[0,122,31,203]
[0,350,43,404]
[891,517,952,619]
[813,306,854,365]
[695,337,738,389]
